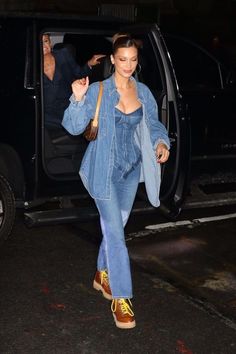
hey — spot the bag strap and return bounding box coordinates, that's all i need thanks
[92,81,103,128]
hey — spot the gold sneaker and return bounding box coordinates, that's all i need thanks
[93,270,112,300]
[111,298,136,329]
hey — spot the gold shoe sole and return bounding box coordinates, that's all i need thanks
[93,280,112,300]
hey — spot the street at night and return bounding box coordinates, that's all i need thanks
[1,205,236,353]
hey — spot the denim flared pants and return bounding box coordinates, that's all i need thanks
[95,162,140,299]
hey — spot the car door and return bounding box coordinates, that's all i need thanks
[164,34,236,163]
[121,24,191,217]
[207,67,236,158]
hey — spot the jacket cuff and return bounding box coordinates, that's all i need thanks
[69,94,86,106]
[154,138,170,151]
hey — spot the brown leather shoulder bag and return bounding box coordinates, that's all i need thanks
[83,81,103,141]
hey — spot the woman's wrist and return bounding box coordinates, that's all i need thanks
[157,142,168,149]
[74,95,84,102]
[70,93,85,103]
[154,139,170,151]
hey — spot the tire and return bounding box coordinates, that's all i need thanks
[0,174,15,245]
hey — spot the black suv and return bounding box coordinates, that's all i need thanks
[0,12,235,243]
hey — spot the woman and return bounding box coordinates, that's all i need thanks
[62,33,170,329]
[43,34,105,129]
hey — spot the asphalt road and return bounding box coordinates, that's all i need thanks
[0,206,236,354]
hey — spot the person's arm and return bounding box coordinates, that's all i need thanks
[87,54,106,68]
[145,88,170,147]
[144,85,170,163]
[62,78,99,135]
[64,48,106,78]
[65,47,92,78]
[79,54,106,76]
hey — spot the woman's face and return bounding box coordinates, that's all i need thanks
[42,35,52,55]
[111,46,138,78]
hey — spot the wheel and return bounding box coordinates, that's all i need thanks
[0,174,15,244]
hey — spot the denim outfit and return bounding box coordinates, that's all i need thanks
[62,74,170,298]
[62,75,170,206]
[95,107,142,298]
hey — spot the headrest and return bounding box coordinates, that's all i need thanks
[90,55,112,83]
[53,43,76,58]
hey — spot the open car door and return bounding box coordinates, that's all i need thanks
[121,23,191,218]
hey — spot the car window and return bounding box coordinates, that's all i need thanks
[164,35,222,90]
[136,34,164,94]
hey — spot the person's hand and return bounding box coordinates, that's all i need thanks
[87,54,106,67]
[156,143,170,163]
[71,76,89,101]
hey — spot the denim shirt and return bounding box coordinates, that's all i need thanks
[62,75,170,207]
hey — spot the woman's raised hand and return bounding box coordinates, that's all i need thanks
[72,76,89,101]
[87,54,106,67]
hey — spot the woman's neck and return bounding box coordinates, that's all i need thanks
[114,74,132,90]
[44,51,54,60]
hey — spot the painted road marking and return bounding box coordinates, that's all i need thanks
[145,212,236,230]
[192,212,236,223]
[126,212,236,241]
[145,220,192,230]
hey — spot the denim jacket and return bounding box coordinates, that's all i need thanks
[62,75,170,207]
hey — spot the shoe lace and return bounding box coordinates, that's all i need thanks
[111,299,134,316]
[100,270,109,285]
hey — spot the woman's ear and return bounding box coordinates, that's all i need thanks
[110,54,114,65]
